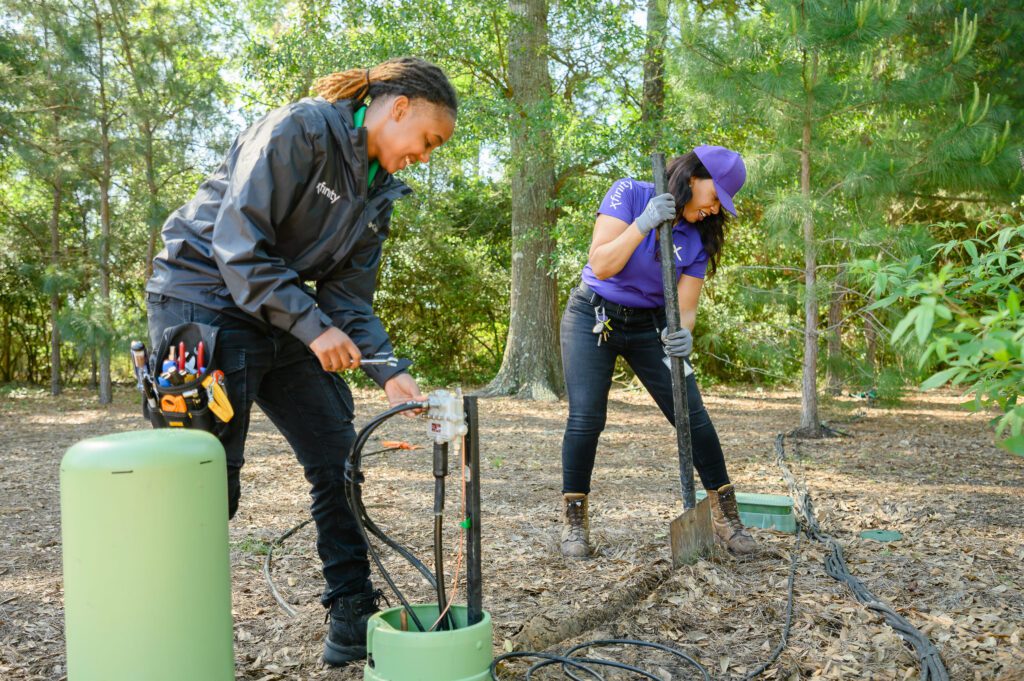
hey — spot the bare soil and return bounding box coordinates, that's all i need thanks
[1,383,1022,680]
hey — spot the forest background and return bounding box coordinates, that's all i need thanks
[1,0,1021,449]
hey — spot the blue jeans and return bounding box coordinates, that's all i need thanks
[560,285,730,495]
[146,294,368,606]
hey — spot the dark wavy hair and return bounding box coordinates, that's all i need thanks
[666,152,727,277]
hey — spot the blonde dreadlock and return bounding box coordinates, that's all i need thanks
[313,57,457,115]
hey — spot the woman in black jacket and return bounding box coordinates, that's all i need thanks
[146,57,456,666]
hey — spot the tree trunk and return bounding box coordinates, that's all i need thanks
[485,0,562,400]
[49,168,63,396]
[796,51,821,437]
[824,265,846,396]
[94,5,113,405]
[641,0,667,155]
[864,305,877,386]
[144,126,161,280]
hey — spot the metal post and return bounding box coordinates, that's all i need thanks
[463,396,484,625]
[432,441,450,629]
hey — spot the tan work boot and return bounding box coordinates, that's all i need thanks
[560,493,590,558]
[707,484,757,555]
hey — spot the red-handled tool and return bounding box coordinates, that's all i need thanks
[196,341,205,373]
[178,341,186,371]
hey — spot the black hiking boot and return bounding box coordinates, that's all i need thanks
[323,584,386,666]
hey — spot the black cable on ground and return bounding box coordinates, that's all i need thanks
[263,446,409,616]
[740,532,801,681]
[491,532,801,681]
[563,640,711,681]
[774,433,950,681]
[491,638,712,681]
[263,517,314,617]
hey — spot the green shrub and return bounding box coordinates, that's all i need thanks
[859,210,1024,454]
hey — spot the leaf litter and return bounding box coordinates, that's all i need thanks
[0,386,1021,679]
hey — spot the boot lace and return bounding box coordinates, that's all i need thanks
[370,588,390,611]
[565,500,586,541]
[720,495,752,539]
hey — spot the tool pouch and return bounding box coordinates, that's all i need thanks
[142,322,231,435]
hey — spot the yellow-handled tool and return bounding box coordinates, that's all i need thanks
[201,370,234,423]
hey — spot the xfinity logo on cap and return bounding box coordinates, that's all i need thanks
[316,182,341,204]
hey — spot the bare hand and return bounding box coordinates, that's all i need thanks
[383,373,426,416]
[309,327,361,372]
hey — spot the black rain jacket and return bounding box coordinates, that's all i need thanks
[147,97,412,386]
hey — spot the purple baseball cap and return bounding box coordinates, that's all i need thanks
[693,145,746,216]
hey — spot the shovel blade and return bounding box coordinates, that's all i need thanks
[669,497,714,567]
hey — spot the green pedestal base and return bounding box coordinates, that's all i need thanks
[365,605,492,681]
[60,430,234,681]
[696,490,797,534]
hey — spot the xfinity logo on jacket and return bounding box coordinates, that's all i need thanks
[316,182,341,204]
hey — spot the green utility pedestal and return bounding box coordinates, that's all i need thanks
[365,605,492,681]
[696,490,797,533]
[60,430,234,681]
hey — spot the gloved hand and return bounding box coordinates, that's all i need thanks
[660,327,693,358]
[634,193,676,236]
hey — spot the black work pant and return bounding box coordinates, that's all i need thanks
[147,294,368,606]
[559,285,730,495]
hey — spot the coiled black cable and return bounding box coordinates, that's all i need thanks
[490,638,712,681]
[345,401,435,632]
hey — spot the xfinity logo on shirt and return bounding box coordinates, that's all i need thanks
[316,182,341,204]
[608,179,633,210]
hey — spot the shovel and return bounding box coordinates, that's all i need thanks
[652,153,715,567]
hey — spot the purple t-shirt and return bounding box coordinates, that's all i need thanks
[581,178,709,309]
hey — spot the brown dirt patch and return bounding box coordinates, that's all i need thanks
[0,384,1021,679]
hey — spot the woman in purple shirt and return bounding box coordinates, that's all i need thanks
[559,146,757,557]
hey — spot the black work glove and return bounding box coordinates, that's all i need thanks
[660,327,693,358]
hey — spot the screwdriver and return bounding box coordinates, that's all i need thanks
[359,357,400,367]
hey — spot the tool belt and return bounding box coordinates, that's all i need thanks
[131,322,234,434]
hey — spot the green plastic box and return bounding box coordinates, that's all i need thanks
[696,490,797,534]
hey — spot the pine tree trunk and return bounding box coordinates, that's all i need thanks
[49,168,63,396]
[95,6,113,405]
[863,305,877,386]
[641,0,667,155]
[825,266,846,396]
[796,51,822,438]
[144,127,161,280]
[42,19,64,396]
[485,0,562,400]
[0,309,8,382]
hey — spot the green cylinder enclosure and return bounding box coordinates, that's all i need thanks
[365,604,492,681]
[60,429,234,681]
